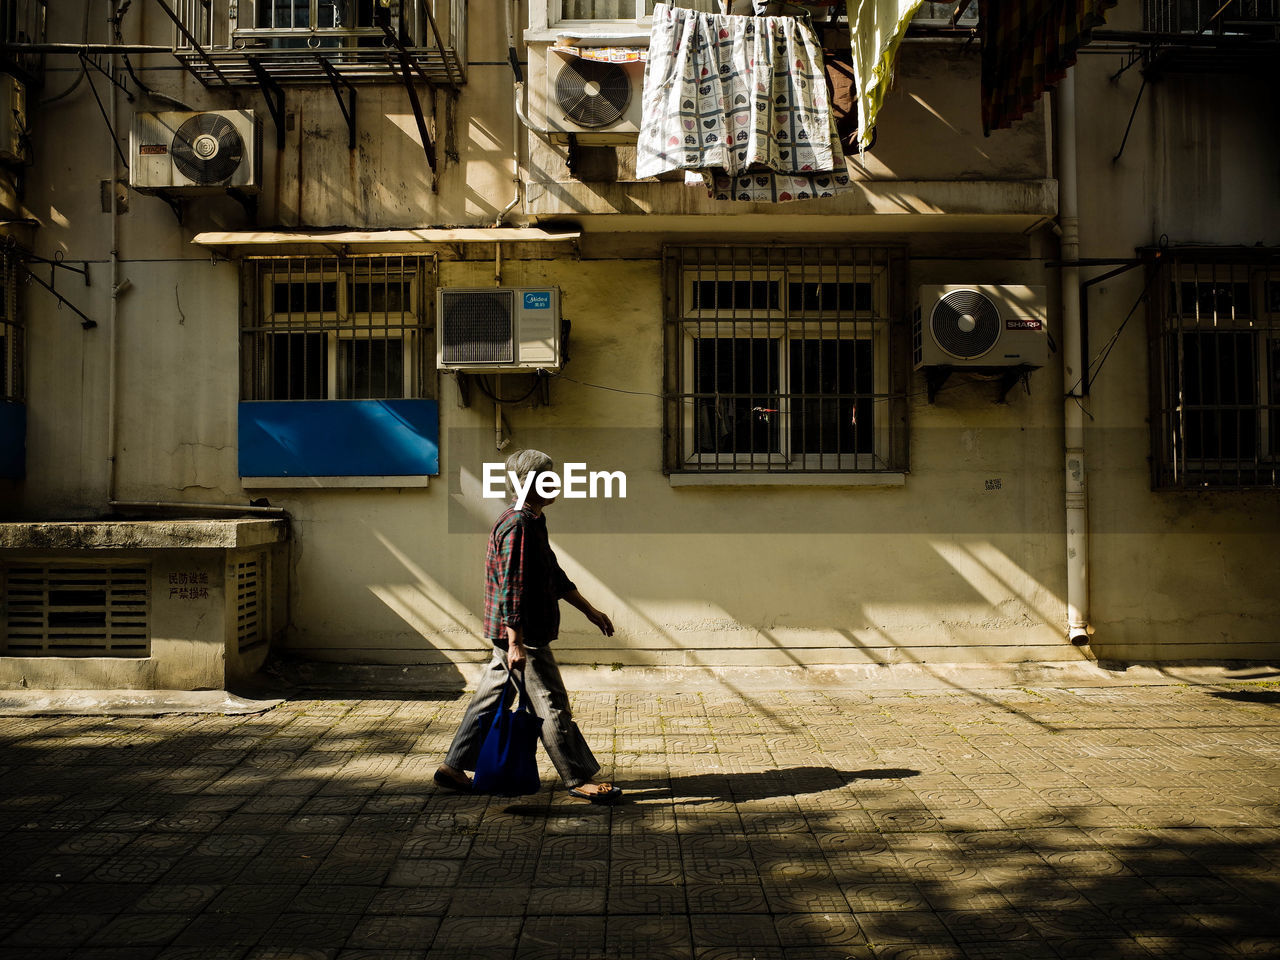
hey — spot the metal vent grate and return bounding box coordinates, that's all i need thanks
[235,554,266,653]
[2,564,149,657]
[439,289,515,365]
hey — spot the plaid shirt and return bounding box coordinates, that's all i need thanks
[484,505,577,647]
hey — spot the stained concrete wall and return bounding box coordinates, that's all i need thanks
[3,0,1277,672]
[1069,3,1280,662]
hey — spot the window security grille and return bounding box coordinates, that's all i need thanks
[663,245,909,474]
[1144,0,1280,33]
[1148,250,1280,489]
[1,248,24,402]
[241,254,435,401]
[2,564,149,656]
[235,554,266,653]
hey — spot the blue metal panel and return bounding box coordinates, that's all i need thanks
[239,399,439,477]
[0,402,25,478]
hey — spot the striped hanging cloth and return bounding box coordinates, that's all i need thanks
[979,0,1118,134]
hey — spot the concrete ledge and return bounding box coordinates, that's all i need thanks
[0,689,284,716]
[524,179,1059,224]
[0,518,290,550]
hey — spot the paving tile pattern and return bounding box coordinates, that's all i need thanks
[2,683,1280,958]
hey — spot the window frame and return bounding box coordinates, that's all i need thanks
[242,254,434,403]
[664,245,909,477]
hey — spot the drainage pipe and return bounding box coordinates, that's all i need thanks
[1056,72,1091,644]
[495,0,523,226]
[105,18,121,506]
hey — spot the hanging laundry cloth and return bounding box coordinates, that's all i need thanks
[637,2,849,201]
[844,0,925,146]
[978,0,1117,134]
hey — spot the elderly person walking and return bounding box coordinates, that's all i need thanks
[435,449,622,802]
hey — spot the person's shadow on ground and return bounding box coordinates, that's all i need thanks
[618,765,921,804]
[504,766,919,813]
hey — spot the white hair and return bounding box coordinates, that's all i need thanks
[505,448,554,498]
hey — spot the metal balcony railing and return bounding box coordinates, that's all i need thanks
[0,0,46,83]
[168,0,465,87]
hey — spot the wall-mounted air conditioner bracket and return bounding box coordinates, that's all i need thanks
[247,57,286,150]
[923,364,1038,404]
[315,55,358,150]
[228,187,257,222]
[455,371,473,408]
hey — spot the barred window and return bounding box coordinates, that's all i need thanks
[664,246,909,475]
[1,248,24,403]
[1148,251,1280,489]
[1143,0,1280,34]
[241,254,434,401]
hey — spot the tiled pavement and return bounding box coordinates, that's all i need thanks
[3,681,1280,959]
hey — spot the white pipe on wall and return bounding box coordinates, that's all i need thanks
[1056,72,1091,644]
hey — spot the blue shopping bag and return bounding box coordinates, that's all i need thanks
[473,668,544,796]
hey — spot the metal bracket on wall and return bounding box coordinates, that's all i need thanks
[316,55,358,151]
[15,259,96,329]
[247,57,286,151]
[228,187,258,222]
[151,0,233,88]
[382,22,438,187]
[923,365,1037,404]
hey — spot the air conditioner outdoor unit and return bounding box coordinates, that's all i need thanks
[543,47,644,143]
[130,110,261,193]
[914,285,1049,369]
[437,288,562,372]
[0,73,28,163]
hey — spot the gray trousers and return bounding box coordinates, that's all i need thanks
[444,644,601,789]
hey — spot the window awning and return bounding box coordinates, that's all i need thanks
[191,227,582,250]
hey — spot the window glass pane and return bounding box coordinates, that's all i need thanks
[1175,280,1252,320]
[789,339,874,455]
[268,332,327,400]
[349,280,412,314]
[339,338,404,399]
[272,280,338,315]
[561,0,632,18]
[1181,330,1257,460]
[787,281,873,314]
[691,279,781,313]
[258,0,309,27]
[692,337,780,455]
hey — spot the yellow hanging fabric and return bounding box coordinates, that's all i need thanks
[844,0,926,145]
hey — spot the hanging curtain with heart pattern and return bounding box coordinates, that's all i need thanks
[637,2,851,202]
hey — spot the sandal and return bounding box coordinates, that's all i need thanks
[433,767,473,793]
[567,782,623,804]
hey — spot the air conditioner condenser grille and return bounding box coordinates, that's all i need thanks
[171,113,245,185]
[440,290,515,365]
[930,289,1001,360]
[555,58,631,128]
